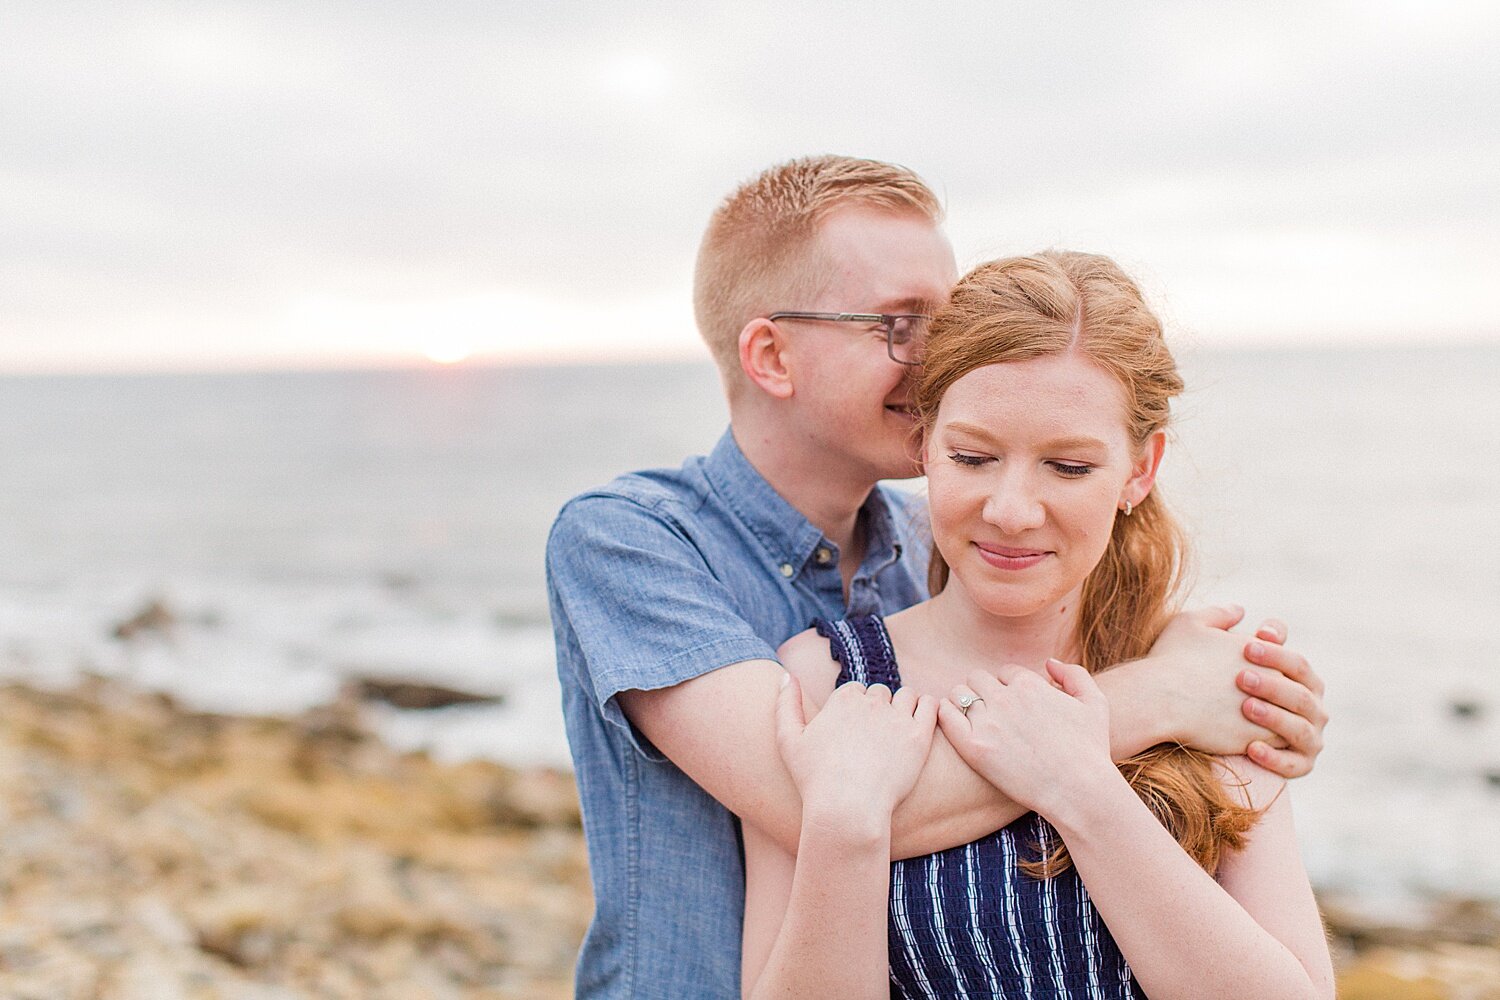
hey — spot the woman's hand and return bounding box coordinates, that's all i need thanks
[775,675,939,827]
[938,660,1118,820]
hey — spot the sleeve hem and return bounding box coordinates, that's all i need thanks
[598,637,781,763]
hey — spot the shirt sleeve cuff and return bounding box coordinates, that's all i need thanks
[596,636,780,763]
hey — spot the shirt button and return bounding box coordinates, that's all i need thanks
[814,547,833,565]
[779,563,795,577]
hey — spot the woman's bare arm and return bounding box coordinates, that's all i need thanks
[1050,758,1334,1000]
[741,650,937,999]
[940,662,1333,1000]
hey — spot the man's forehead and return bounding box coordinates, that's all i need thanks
[810,209,956,306]
[814,205,946,246]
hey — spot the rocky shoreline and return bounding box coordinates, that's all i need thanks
[0,678,1495,999]
[0,679,588,999]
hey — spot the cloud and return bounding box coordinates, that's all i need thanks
[1,0,1496,369]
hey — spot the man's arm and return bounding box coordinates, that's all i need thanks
[629,604,1327,859]
[556,492,1326,859]
[621,654,1025,859]
[619,662,805,850]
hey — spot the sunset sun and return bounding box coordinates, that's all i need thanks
[423,342,471,365]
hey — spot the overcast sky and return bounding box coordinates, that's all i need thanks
[3,0,1497,373]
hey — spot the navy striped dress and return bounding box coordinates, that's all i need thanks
[814,615,1143,1000]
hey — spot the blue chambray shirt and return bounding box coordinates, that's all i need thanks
[546,429,930,999]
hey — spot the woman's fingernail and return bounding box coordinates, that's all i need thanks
[1247,641,1265,658]
[1241,671,1260,690]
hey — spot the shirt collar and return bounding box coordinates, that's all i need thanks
[703,429,903,577]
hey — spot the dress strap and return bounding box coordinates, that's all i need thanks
[811,615,903,691]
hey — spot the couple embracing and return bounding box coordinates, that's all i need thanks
[547,156,1334,999]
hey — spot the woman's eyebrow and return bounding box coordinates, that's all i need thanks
[1040,434,1111,453]
[942,422,1109,453]
[941,420,1000,442]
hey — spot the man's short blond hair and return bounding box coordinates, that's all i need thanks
[692,155,945,382]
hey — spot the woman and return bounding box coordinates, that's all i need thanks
[740,251,1335,999]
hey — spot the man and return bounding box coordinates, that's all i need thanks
[547,156,1327,999]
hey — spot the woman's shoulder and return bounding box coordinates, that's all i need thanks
[776,625,831,666]
[776,624,846,708]
[1212,754,1288,812]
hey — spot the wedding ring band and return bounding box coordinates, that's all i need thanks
[958,693,983,716]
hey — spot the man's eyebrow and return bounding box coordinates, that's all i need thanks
[874,296,939,314]
[942,421,1110,453]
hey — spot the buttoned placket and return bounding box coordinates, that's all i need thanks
[776,542,846,621]
[847,541,903,615]
[809,543,842,593]
[783,528,909,616]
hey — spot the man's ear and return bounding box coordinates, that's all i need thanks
[738,318,794,400]
[1123,430,1167,509]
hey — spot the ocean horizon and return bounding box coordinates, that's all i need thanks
[2,341,1497,915]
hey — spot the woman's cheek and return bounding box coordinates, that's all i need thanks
[926,470,975,558]
[1064,484,1122,566]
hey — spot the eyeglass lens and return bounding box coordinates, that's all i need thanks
[888,315,930,363]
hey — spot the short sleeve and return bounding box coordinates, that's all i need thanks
[546,492,779,760]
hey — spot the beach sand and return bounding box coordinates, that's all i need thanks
[1,679,1495,999]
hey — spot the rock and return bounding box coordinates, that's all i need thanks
[107,952,198,1000]
[0,679,588,999]
[1448,696,1485,721]
[492,609,539,629]
[1337,960,1448,1000]
[112,598,177,640]
[130,896,195,948]
[1337,944,1500,999]
[1432,896,1500,945]
[349,678,504,711]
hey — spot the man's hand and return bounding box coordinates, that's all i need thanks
[1118,605,1327,779]
[1238,617,1327,777]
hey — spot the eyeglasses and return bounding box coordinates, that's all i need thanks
[767,311,931,366]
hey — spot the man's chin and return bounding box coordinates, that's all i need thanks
[875,456,925,483]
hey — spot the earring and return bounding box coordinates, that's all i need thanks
[1121,500,1133,517]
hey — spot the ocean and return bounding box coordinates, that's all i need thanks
[1,343,1496,914]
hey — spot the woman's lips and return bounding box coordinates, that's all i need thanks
[973,543,1050,570]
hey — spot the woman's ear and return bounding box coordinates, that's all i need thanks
[1123,430,1167,509]
[738,318,794,400]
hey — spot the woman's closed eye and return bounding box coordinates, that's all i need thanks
[946,449,1095,478]
[947,451,993,467]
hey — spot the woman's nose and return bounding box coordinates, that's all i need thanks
[981,474,1046,534]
